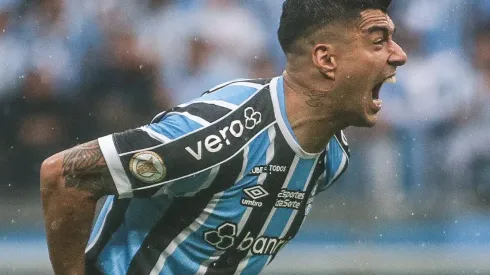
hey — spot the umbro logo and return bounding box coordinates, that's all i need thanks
[244,186,269,199]
[241,186,268,208]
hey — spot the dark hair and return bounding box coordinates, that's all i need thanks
[278,0,392,53]
[474,20,490,40]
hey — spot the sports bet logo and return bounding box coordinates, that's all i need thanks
[185,107,262,160]
[274,189,305,210]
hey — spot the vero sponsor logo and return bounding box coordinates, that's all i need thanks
[185,107,261,160]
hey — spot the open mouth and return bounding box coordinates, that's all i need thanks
[370,75,397,110]
[372,82,383,100]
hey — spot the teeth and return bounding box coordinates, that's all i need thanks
[373,99,382,107]
[384,75,397,84]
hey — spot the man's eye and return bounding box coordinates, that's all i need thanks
[374,39,386,45]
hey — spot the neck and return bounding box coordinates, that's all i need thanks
[282,70,348,153]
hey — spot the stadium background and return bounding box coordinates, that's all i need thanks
[0,0,489,274]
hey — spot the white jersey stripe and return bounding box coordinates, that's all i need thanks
[181,166,221,197]
[237,126,276,231]
[131,122,276,192]
[236,146,250,183]
[269,77,320,159]
[235,155,300,274]
[139,126,172,143]
[206,78,256,92]
[229,82,265,89]
[151,166,220,198]
[327,135,350,185]
[179,100,238,110]
[197,127,276,274]
[85,198,114,253]
[264,155,322,266]
[165,111,211,127]
[151,181,174,197]
[195,147,249,274]
[328,153,347,186]
[149,191,225,275]
[98,135,134,198]
[119,86,267,157]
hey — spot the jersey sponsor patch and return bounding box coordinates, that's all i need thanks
[248,164,288,176]
[204,222,289,256]
[120,87,274,188]
[274,189,306,210]
[184,107,262,161]
[129,151,167,183]
[241,186,269,208]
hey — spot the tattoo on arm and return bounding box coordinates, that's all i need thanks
[62,140,117,198]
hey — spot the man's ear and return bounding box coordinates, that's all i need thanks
[312,44,337,80]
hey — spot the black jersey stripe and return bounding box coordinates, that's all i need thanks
[205,124,296,274]
[121,87,275,191]
[85,197,130,273]
[125,154,245,275]
[267,152,326,264]
[113,129,164,153]
[334,130,350,157]
[150,79,272,124]
[169,103,231,124]
[203,78,271,95]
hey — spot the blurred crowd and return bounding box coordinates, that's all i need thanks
[0,0,489,223]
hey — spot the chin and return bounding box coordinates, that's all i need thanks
[364,119,377,128]
[351,114,378,128]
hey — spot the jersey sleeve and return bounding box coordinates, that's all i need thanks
[98,79,269,199]
[316,131,350,194]
[98,103,232,199]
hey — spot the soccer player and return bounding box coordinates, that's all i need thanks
[40,0,407,274]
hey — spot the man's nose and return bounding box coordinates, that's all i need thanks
[388,41,408,67]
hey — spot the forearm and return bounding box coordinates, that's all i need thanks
[41,155,98,275]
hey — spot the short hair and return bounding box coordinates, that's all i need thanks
[278,0,392,54]
[474,20,490,40]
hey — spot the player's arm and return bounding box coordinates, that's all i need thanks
[40,140,117,275]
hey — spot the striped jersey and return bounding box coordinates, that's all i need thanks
[87,76,350,275]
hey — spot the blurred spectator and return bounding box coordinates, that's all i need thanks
[377,14,475,210]
[0,7,28,98]
[80,19,171,136]
[446,21,490,205]
[190,0,267,62]
[171,36,249,104]
[396,0,471,54]
[0,69,80,194]
[18,0,101,94]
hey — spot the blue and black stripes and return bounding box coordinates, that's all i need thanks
[88,76,351,275]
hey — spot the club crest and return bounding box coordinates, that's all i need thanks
[129,151,166,183]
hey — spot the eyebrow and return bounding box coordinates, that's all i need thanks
[367,25,392,35]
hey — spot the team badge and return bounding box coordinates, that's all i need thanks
[129,151,166,183]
